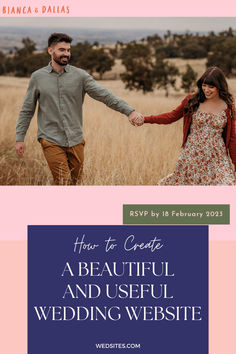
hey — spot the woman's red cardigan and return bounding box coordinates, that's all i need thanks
[144,95,236,168]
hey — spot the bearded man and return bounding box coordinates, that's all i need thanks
[16,33,143,185]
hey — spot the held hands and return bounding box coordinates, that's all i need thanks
[16,142,24,158]
[128,111,144,126]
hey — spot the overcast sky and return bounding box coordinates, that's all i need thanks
[0,17,235,32]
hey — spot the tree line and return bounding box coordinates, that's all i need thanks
[0,38,114,79]
[119,27,236,95]
[0,27,235,96]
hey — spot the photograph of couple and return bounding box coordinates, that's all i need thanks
[1,18,236,185]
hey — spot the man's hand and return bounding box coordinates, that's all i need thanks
[16,142,24,158]
[128,111,144,126]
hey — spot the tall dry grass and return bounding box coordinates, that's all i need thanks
[1,60,236,185]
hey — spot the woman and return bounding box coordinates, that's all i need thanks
[144,66,236,185]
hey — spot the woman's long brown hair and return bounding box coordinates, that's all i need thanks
[184,66,235,119]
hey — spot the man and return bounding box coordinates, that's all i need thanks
[16,33,143,185]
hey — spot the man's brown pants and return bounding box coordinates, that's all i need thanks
[40,138,85,185]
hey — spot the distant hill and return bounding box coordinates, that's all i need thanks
[0,26,206,53]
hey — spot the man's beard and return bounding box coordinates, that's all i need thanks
[53,53,70,66]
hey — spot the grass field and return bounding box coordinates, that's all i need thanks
[0,59,235,185]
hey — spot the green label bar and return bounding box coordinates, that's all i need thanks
[123,204,230,225]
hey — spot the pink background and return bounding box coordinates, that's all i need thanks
[0,2,236,353]
[0,186,235,240]
[0,0,236,16]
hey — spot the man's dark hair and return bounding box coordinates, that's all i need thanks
[48,33,73,47]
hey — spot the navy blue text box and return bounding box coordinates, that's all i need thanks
[28,225,208,354]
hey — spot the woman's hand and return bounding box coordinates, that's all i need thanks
[128,111,144,126]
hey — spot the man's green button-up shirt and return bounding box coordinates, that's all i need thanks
[16,63,134,147]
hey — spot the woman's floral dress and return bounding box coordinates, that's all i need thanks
[158,108,236,185]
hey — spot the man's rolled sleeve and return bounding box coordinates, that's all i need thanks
[16,75,38,142]
[83,72,134,116]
